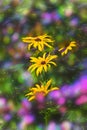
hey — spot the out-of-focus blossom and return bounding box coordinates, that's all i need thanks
[60,85,71,97]
[75,95,87,105]
[26,79,58,101]
[80,75,87,94]
[59,106,67,114]
[4,114,12,121]
[61,121,72,130]
[58,41,76,56]
[0,98,6,109]
[70,18,79,27]
[0,98,14,122]
[11,32,19,42]
[22,34,54,51]
[68,82,81,98]
[0,98,7,114]
[41,12,52,24]
[57,97,66,105]
[21,71,33,86]
[21,99,32,110]
[65,7,73,17]
[28,53,57,76]
[51,11,61,22]
[41,11,61,24]
[18,99,32,117]
[18,115,35,130]
[3,61,13,69]
[48,90,61,101]
[46,121,57,130]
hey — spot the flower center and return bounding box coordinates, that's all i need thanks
[64,43,70,48]
[41,61,46,65]
[35,38,41,42]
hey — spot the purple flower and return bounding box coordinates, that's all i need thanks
[41,12,52,24]
[70,18,79,27]
[21,99,31,110]
[18,115,35,129]
[48,90,61,100]
[18,99,32,117]
[80,75,87,94]
[4,114,12,121]
[22,115,35,124]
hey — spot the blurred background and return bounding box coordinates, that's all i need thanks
[0,0,87,129]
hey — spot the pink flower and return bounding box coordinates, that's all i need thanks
[47,121,57,130]
[75,95,87,105]
[57,97,66,105]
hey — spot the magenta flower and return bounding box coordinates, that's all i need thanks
[80,75,87,94]
[75,95,87,105]
[57,97,66,105]
[48,90,61,101]
[0,98,6,109]
[18,115,35,129]
[18,99,32,117]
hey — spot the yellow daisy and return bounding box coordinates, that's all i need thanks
[25,79,59,101]
[58,41,76,56]
[28,53,57,76]
[22,34,54,51]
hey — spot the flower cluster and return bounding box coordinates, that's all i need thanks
[22,34,77,102]
[22,34,60,101]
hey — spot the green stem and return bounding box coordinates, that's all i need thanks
[44,110,50,127]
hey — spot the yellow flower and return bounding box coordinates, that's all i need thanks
[28,53,57,76]
[25,79,59,101]
[58,41,76,56]
[22,34,54,51]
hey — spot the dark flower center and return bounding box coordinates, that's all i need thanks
[65,44,69,48]
[41,61,46,65]
[35,38,41,42]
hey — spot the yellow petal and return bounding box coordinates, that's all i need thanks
[45,79,52,89]
[33,42,38,48]
[28,64,38,72]
[64,49,68,54]
[22,37,33,40]
[38,44,43,51]
[28,64,37,71]
[27,43,33,50]
[35,84,41,89]
[30,57,38,62]
[25,92,33,96]
[47,55,57,61]
[50,87,59,91]
[43,53,46,59]
[29,96,35,101]
[36,66,43,76]
[41,85,45,90]
[61,52,65,56]
[68,46,72,50]
[58,47,64,51]
[44,42,53,48]
[43,65,48,72]
[70,41,76,46]
[49,61,57,66]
